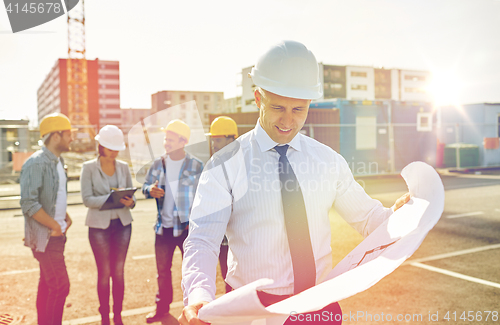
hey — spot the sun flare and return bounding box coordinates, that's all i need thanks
[427,70,464,107]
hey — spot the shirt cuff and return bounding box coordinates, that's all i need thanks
[188,287,214,306]
[142,184,152,197]
[25,203,42,218]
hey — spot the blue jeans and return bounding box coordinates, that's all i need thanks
[32,235,70,325]
[89,219,131,318]
[154,227,188,314]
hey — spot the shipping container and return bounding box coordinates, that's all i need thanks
[443,143,480,168]
[209,111,259,138]
[337,100,390,174]
[437,103,500,166]
[302,109,340,152]
[336,100,437,175]
[391,101,436,170]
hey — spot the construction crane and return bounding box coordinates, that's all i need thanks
[66,0,93,151]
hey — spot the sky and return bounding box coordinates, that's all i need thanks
[1,0,500,126]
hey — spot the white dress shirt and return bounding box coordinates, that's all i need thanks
[182,121,393,305]
[161,156,185,228]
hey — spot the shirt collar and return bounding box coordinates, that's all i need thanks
[42,146,59,163]
[254,119,302,153]
[163,151,190,161]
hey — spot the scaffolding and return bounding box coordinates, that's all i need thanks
[67,0,94,151]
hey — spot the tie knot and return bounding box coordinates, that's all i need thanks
[274,145,289,157]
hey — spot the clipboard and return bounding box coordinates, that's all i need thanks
[99,188,137,211]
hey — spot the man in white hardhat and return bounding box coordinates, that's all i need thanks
[142,119,204,323]
[20,113,75,325]
[179,41,410,324]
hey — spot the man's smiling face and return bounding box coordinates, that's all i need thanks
[255,88,310,144]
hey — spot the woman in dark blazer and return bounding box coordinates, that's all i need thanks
[81,125,135,325]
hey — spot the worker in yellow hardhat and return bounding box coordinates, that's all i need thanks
[161,119,191,156]
[39,112,76,149]
[205,116,239,294]
[206,116,238,154]
[20,112,75,324]
[142,119,204,323]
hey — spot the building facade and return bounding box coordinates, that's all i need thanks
[241,64,432,111]
[345,66,376,100]
[222,96,241,114]
[92,60,121,126]
[322,64,346,99]
[398,70,431,102]
[241,66,256,113]
[151,90,224,128]
[37,58,121,128]
[0,119,30,171]
[121,108,152,132]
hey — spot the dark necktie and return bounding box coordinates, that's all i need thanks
[274,145,316,294]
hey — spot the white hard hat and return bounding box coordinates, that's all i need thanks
[95,125,126,151]
[249,40,323,100]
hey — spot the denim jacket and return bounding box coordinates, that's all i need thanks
[20,147,66,252]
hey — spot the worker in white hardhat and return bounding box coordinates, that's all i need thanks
[142,119,204,323]
[20,113,74,325]
[179,41,410,325]
[80,125,136,325]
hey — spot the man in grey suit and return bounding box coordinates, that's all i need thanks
[20,113,74,325]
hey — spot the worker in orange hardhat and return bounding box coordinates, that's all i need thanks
[205,116,239,294]
[20,113,75,325]
[142,119,204,323]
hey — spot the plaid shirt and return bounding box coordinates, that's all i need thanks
[142,152,203,237]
